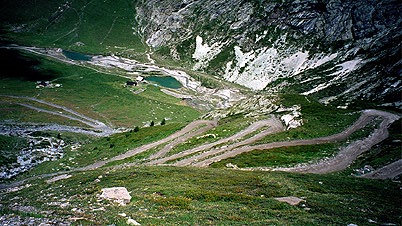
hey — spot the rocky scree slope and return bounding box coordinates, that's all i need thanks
[136,0,401,107]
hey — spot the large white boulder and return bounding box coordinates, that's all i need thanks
[99,187,131,206]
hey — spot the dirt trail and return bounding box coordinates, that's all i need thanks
[268,110,399,174]
[145,118,283,166]
[360,159,402,179]
[78,120,217,171]
[0,120,217,189]
[1,110,399,190]
[148,123,217,160]
[0,95,116,136]
[0,124,112,137]
[2,95,108,128]
[221,110,399,175]
[16,103,100,128]
[172,117,284,166]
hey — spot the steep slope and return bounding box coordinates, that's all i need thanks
[0,0,146,56]
[1,0,400,107]
[136,0,402,107]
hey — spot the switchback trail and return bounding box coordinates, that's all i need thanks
[145,118,284,166]
[0,95,117,136]
[77,120,217,171]
[239,110,400,174]
[172,117,284,166]
[0,120,217,190]
[0,109,399,190]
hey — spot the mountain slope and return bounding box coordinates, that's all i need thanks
[1,0,400,107]
[136,0,402,107]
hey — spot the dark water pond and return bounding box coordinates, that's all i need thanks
[62,50,92,61]
[145,76,182,89]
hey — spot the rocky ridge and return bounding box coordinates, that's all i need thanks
[136,0,401,107]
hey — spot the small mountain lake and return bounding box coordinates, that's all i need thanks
[62,50,92,61]
[145,76,182,89]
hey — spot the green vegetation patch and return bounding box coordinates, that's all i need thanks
[0,49,200,128]
[258,94,359,143]
[1,167,400,225]
[0,135,27,166]
[0,0,146,56]
[19,123,185,178]
[211,143,339,168]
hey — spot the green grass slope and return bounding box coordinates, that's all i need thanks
[0,166,400,225]
[0,48,200,128]
[0,0,146,57]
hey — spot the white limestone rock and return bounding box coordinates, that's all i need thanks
[127,218,141,225]
[99,187,132,206]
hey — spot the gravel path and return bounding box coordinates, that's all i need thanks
[234,110,400,175]
[0,95,117,136]
[269,110,399,174]
[0,110,399,190]
[145,118,283,166]
[2,95,109,128]
[173,117,284,166]
[77,120,217,171]
[360,159,402,179]
[147,122,217,160]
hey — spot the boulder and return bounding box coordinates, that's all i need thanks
[274,196,305,206]
[99,187,131,206]
[127,218,141,225]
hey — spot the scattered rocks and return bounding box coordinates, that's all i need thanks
[35,81,63,89]
[354,165,374,176]
[274,196,305,206]
[46,174,72,184]
[277,105,303,130]
[127,218,141,225]
[47,201,70,209]
[196,133,217,139]
[0,136,65,179]
[99,187,131,206]
[225,163,239,169]
[0,214,70,226]
[10,204,37,213]
[3,184,32,193]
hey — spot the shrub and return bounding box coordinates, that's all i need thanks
[133,126,139,132]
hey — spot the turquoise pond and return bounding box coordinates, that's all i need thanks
[62,50,92,61]
[145,76,182,89]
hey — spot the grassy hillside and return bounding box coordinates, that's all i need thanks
[0,1,401,225]
[0,48,200,128]
[0,0,146,57]
[0,166,400,225]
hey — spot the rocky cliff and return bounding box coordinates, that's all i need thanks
[135,0,401,107]
[0,0,400,108]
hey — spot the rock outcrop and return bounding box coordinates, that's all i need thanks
[136,0,402,107]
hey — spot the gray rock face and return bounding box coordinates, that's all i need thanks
[135,0,401,107]
[137,0,401,44]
